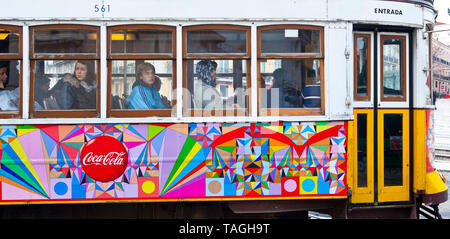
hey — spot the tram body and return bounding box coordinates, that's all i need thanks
[0,0,446,218]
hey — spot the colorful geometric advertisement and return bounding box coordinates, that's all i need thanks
[0,122,347,203]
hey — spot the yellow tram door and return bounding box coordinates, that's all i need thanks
[351,110,410,204]
[376,109,410,202]
[351,31,410,204]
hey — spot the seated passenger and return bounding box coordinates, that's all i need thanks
[51,60,97,110]
[128,62,166,109]
[193,60,224,109]
[267,68,302,108]
[0,61,19,110]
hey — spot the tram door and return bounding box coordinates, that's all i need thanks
[352,31,410,204]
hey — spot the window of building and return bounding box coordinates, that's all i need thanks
[107,25,176,117]
[258,25,324,116]
[0,25,22,117]
[30,25,100,118]
[183,25,250,117]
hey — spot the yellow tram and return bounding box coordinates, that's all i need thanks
[0,0,445,219]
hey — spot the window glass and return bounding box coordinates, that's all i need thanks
[356,36,369,98]
[33,29,97,54]
[0,60,21,111]
[260,28,321,54]
[186,59,247,111]
[0,29,19,54]
[186,29,247,54]
[357,114,368,187]
[383,113,403,186]
[382,38,403,97]
[110,60,173,110]
[110,29,172,54]
[259,59,321,109]
[33,60,97,110]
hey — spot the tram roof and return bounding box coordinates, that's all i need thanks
[0,0,436,27]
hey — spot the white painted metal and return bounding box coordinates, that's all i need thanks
[0,0,437,124]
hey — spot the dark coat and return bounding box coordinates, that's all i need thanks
[51,75,96,110]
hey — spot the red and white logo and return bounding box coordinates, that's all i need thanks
[80,136,128,182]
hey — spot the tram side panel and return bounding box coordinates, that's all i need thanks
[0,122,347,203]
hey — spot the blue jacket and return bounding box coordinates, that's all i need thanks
[128,85,166,109]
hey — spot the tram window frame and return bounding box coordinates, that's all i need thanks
[379,34,407,102]
[0,25,22,118]
[182,24,251,117]
[29,24,100,118]
[107,24,177,118]
[257,25,325,116]
[353,33,372,102]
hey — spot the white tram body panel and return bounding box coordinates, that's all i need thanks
[0,0,437,124]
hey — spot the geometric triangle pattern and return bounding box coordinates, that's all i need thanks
[0,121,347,202]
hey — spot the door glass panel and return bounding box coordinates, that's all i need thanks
[383,113,403,186]
[357,114,368,187]
[356,36,369,97]
[382,38,403,97]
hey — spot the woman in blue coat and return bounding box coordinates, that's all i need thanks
[128,62,166,110]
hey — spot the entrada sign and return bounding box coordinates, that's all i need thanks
[374,8,403,15]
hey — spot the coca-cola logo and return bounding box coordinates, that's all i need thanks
[80,136,128,182]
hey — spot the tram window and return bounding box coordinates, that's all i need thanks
[32,60,98,110]
[33,28,97,55]
[183,25,250,117]
[110,60,173,111]
[260,59,320,108]
[186,29,247,54]
[354,34,371,101]
[108,25,176,117]
[110,29,172,54]
[380,35,406,101]
[258,25,324,116]
[260,28,321,54]
[30,25,100,118]
[0,26,22,116]
[186,59,248,113]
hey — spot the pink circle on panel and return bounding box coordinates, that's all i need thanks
[284,179,297,192]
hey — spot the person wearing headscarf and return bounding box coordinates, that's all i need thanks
[128,62,166,109]
[193,60,225,110]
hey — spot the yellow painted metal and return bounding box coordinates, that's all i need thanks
[413,110,426,193]
[350,109,375,204]
[425,170,447,195]
[377,109,410,202]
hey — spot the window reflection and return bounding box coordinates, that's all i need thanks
[356,36,369,97]
[0,29,19,54]
[260,29,321,54]
[383,113,403,186]
[186,29,247,54]
[110,60,173,110]
[260,59,321,109]
[383,38,403,97]
[0,60,20,111]
[33,29,97,54]
[187,59,247,111]
[34,60,97,110]
[110,29,172,54]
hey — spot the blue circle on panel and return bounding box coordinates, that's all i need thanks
[302,179,315,192]
[54,182,68,195]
